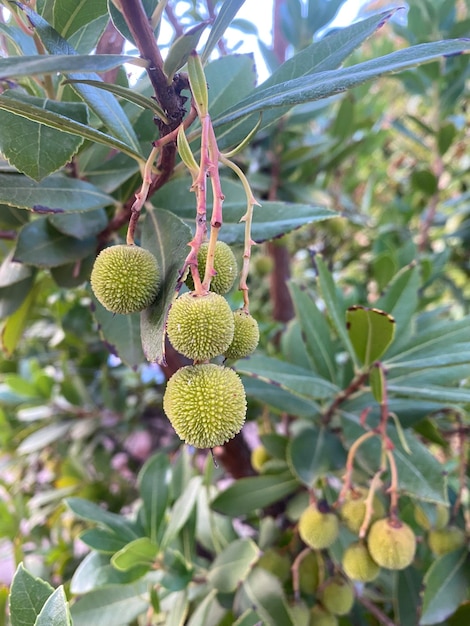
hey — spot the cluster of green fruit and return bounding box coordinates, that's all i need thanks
[90,241,259,449]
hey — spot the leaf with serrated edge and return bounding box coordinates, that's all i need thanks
[9,563,53,626]
[346,306,395,367]
[34,586,72,626]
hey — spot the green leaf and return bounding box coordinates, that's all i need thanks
[91,296,145,369]
[236,354,339,401]
[69,15,109,55]
[243,377,320,418]
[0,92,88,181]
[137,453,171,544]
[111,537,159,572]
[395,567,423,626]
[346,306,396,367]
[212,473,298,517]
[0,96,144,163]
[164,22,209,81]
[35,586,72,626]
[53,0,108,39]
[386,383,470,404]
[140,208,192,364]
[78,528,129,554]
[14,218,96,268]
[369,362,386,403]
[420,550,470,625]
[0,174,113,213]
[289,282,336,381]
[69,582,150,626]
[21,4,142,153]
[213,39,470,128]
[241,569,294,626]
[0,54,144,78]
[1,282,37,357]
[18,421,73,454]
[49,208,107,239]
[202,0,246,64]
[9,563,53,626]
[207,539,259,593]
[287,426,346,487]
[108,0,159,46]
[71,552,147,595]
[66,497,139,543]
[160,476,203,549]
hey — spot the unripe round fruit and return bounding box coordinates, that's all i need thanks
[186,241,237,294]
[367,518,416,570]
[90,244,160,314]
[163,364,246,448]
[414,503,450,531]
[298,550,322,595]
[166,292,234,361]
[340,487,385,534]
[342,541,380,582]
[320,577,354,616]
[310,605,338,626]
[251,445,271,472]
[254,255,274,277]
[257,549,291,583]
[298,502,339,550]
[289,602,311,626]
[224,310,260,360]
[428,526,466,555]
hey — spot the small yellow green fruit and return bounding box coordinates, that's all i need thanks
[414,503,450,531]
[254,255,274,277]
[342,541,380,582]
[90,244,160,314]
[163,364,246,448]
[428,526,466,555]
[186,241,237,294]
[166,292,234,361]
[367,518,416,570]
[251,445,271,472]
[298,502,339,550]
[340,487,385,534]
[288,602,311,626]
[225,309,260,360]
[310,605,338,626]
[257,549,291,583]
[320,577,355,616]
[298,550,322,595]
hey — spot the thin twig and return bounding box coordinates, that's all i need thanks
[358,595,398,626]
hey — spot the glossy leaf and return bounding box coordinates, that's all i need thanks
[164,22,208,81]
[1,282,38,357]
[243,377,320,417]
[35,587,72,626]
[241,569,294,626]
[369,362,386,403]
[69,15,109,54]
[49,208,108,239]
[395,567,423,626]
[0,174,113,213]
[0,54,143,79]
[346,305,396,367]
[0,92,88,181]
[207,539,258,593]
[14,218,96,268]
[160,476,203,549]
[138,452,171,544]
[202,0,246,63]
[420,549,470,625]
[79,528,129,554]
[0,250,32,287]
[108,0,159,46]
[287,426,346,486]
[212,473,298,517]
[140,208,192,364]
[66,497,139,543]
[70,582,150,626]
[71,552,147,595]
[91,296,145,369]
[9,563,53,626]
[111,537,159,572]
[52,0,108,39]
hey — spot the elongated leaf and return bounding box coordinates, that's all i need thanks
[70,582,149,626]
[237,354,339,401]
[0,96,144,163]
[213,39,470,127]
[140,208,192,364]
[287,426,346,487]
[69,14,109,55]
[50,208,107,239]
[53,0,108,39]
[35,587,72,626]
[243,377,320,417]
[1,282,38,357]
[78,528,129,553]
[395,567,423,626]
[241,569,294,626]
[207,539,258,593]
[346,306,396,367]
[0,91,87,181]
[420,550,470,625]
[202,0,246,63]
[0,54,144,78]
[9,564,53,626]
[108,0,159,46]
[111,537,159,572]
[66,497,139,542]
[164,22,208,81]
[138,452,171,544]
[387,383,470,404]
[160,476,203,549]
[212,473,299,516]
[71,552,146,595]
[21,4,142,152]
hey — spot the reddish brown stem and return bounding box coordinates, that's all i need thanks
[322,371,369,425]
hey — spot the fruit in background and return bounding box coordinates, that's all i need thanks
[319,577,355,616]
[225,309,260,360]
[428,526,466,555]
[310,605,338,626]
[257,548,291,583]
[166,291,234,360]
[342,541,380,582]
[367,518,416,570]
[90,244,160,314]
[163,364,246,448]
[186,241,237,294]
[251,445,271,472]
[298,502,339,550]
[298,550,322,595]
[414,503,450,530]
[340,487,385,534]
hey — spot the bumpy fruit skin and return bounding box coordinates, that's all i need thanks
[186,241,237,294]
[166,292,234,361]
[163,364,246,448]
[224,310,260,360]
[367,518,416,570]
[251,445,271,472]
[298,502,339,550]
[414,503,450,531]
[90,244,160,314]
[428,526,466,555]
[320,577,354,616]
[342,541,380,582]
[310,605,338,626]
[298,550,322,595]
[340,487,385,534]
